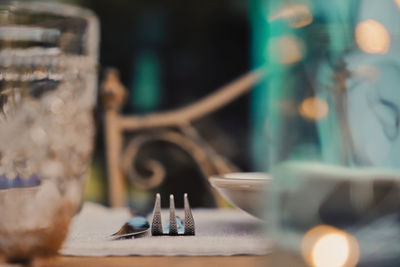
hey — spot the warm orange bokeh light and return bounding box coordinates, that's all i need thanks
[395,0,400,9]
[299,97,329,120]
[312,233,349,267]
[267,35,304,64]
[269,4,313,28]
[302,225,360,267]
[355,19,390,54]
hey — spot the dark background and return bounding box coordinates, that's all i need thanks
[65,0,252,209]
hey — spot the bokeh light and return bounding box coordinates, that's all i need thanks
[395,0,400,9]
[312,233,349,267]
[299,97,329,120]
[267,35,304,64]
[302,225,360,267]
[269,4,313,28]
[355,20,390,54]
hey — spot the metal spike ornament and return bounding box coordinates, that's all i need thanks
[184,193,195,236]
[151,193,163,236]
[150,193,196,236]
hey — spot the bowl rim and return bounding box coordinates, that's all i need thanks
[209,172,271,190]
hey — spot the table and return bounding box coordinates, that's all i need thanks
[51,256,266,267]
[35,252,309,267]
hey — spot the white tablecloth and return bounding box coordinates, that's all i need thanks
[61,202,271,256]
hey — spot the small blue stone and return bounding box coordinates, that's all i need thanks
[163,216,184,233]
[176,216,184,232]
[127,216,149,228]
[0,175,9,190]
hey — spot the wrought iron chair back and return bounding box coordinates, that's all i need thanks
[101,67,264,207]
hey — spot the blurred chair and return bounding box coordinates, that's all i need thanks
[100,67,263,207]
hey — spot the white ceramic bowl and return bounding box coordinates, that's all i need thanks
[209,172,271,218]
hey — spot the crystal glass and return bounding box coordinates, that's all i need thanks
[254,0,400,265]
[0,1,98,263]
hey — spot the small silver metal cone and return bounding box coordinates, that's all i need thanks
[169,194,178,235]
[151,193,163,236]
[184,193,195,235]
